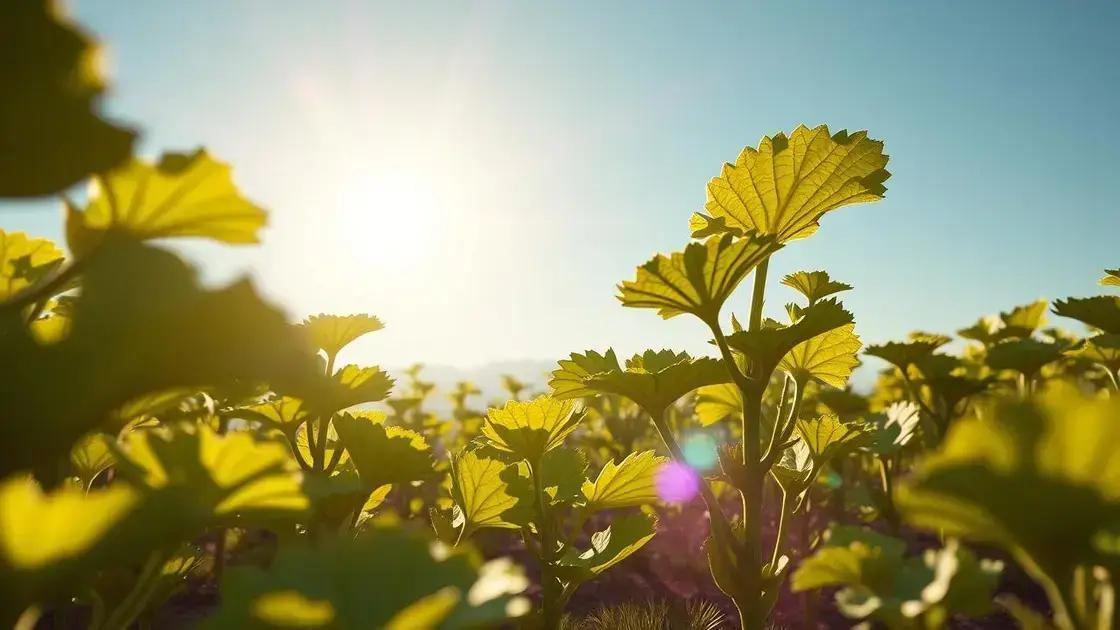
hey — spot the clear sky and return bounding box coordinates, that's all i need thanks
[4,1,1119,370]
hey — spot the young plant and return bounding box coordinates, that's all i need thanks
[437,396,665,629]
[555,125,890,629]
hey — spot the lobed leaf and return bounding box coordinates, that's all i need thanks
[726,298,853,383]
[779,323,862,388]
[1053,296,1120,335]
[333,412,435,488]
[582,450,667,511]
[0,230,65,301]
[781,270,852,305]
[481,396,582,464]
[448,451,526,535]
[300,313,384,361]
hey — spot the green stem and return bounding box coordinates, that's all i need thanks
[769,488,790,569]
[529,461,562,630]
[650,408,733,543]
[748,258,770,332]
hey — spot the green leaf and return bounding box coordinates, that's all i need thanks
[868,402,921,455]
[779,323,862,388]
[796,414,872,465]
[617,233,779,324]
[540,447,588,505]
[300,313,384,361]
[865,340,942,371]
[694,383,742,426]
[582,450,667,511]
[1101,269,1120,288]
[481,396,582,464]
[0,0,135,197]
[771,440,813,495]
[333,413,435,488]
[67,150,266,252]
[114,423,308,522]
[896,387,1120,587]
[241,396,310,436]
[726,298,853,383]
[0,230,65,301]
[985,338,1065,377]
[448,451,526,536]
[0,238,326,478]
[202,525,526,630]
[1053,296,1120,334]
[549,349,622,400]
[556,513,657,582]
[553,349,731,418]
[994,300,1049,341]
[781,270,852,305]
[1067,333,1120,372]
[328,364,394,410]
[690,125,890,243]
[69,432,116,489]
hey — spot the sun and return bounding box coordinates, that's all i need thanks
[333,168,444,264]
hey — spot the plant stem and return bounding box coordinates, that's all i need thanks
[529,461,561,630]
[769,488,790,569]
[98,551,166,630]
[748,258,770,332]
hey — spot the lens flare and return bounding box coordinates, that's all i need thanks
[656,461,701,503]
[681,433,718,471]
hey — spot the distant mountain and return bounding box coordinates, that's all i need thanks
[386,359,556,414]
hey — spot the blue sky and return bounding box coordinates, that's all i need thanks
[4,1,1119,372]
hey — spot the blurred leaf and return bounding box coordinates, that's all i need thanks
[0,230,65,301]
[481,396,582,464]
[781,270,852,305]
[0,239,325,478]
[1053,296,1120,335]
[1067,333,1120,372]
[333,413,434,488]
[67,150,265,254]
[449,451,526,536]
[865,340,941,371]
[868,402,921,455]
[779,323,862,388]
[617,233,779,324]
[114,423,308,522]
[540,447,588,505]
[727,298,852,383]
[300,314,383,362]
[0,0,135,197]
[985,338,1065,377]
[690,125,889,243]
[582,450,667,511]
[897,387,1120,591]
[993,300,1049,341]
[1101,269,1120,288]
[202,526,525,629]
[242,396,310,436]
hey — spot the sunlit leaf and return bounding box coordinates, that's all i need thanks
[1101,269,1120,288]
[67,150,265,253]
[994,300,1049,341]
[691,125,889,243]
[617,233,779,324]
[549,349,622,400]
[868,402,921,455]
[556,513,657,581]
[582,450,667,511]
[694,383,742,426]
[481,396,582,464]
[0,230,65,301]
[300,313,384,361]
[796,414,872,465]
[779,324,862,388]
[242,396,310,436]
[333,413,434,488]
[1053,296,1120,335]
[449,451,525,536]
[328,364,394,411]
[69,432,115,489]
[114,423,308,522]
[781,270,852,305]
[553,349,731,418]
[1067,333,1120,372]
[203,525,525,630]
[727,298,853,382]
[0,0,135,197]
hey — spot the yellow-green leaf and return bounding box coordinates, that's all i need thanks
[727,298,853,383]
[69,150,265,251]
[779,324,862,387]
[1067,333,1120,372]
[796,414,872,465]
[618,233,779,324]
[691,125,890,243]
[1053,296,1120,335]
[69,432,115,489]
[582,450,667,511]
[333,413,434,488]
[549,349,621,400]
[481,396,582,463]
[328,364,394,410]
[301,313,384,361]
[0,230,65,301]
[695,383,742,426]
[449,451,525,535]
[781,270,852,305]
[1101,269,1120,288]
[557,513,657,581]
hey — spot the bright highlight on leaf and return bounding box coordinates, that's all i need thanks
[481,396,582,464]
[618,233,779,325]
[726,298,853,383]
[779,323,862,388]
[67,150,266,254]
[691,125,890,243]
[449,451,524,535]
[781,270,852,305]
[0,230,65,301]
[301,313,384,362]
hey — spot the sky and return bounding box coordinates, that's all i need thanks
[4,1,1119,373]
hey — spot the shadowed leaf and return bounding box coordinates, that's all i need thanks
[333,413,434,488]
[1053,296,1120,335]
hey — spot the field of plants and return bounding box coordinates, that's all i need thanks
[4,3,1120,630]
